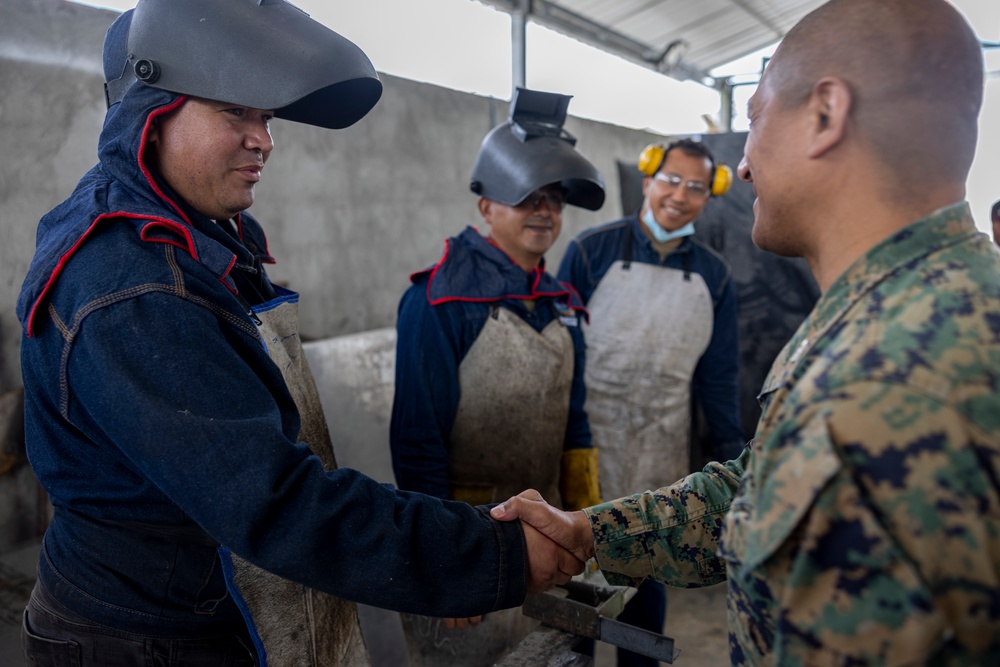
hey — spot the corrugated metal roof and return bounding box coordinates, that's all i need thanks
[479,0,828,83]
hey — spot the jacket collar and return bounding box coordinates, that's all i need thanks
[762,201,977,392]
[17,85,273,336]
[414,226,586,313]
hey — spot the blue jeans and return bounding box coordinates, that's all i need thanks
[21,583,257,667]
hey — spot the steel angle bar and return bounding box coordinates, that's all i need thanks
[521,583,680,663]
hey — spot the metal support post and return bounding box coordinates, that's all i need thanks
[511,0,529,91]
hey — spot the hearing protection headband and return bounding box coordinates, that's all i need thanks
[637,141,733,197]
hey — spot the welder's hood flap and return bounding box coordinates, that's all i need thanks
[115,0,382,129]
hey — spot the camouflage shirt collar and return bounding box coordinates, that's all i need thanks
[817,201,974,322]
[779,201,976,369]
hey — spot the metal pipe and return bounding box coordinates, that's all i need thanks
[511,0,529,91]
[717,78,734,132]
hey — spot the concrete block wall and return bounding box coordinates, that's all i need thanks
[0,0,669,552]
[303,328,398,485]
[0,0,663,395]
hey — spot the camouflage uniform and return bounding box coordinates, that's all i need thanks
[585,202,1000,665]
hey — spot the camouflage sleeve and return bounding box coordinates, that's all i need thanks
[583,445,751,588]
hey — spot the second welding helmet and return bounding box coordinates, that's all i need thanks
[103,0,382,129]
[469,88,605,211]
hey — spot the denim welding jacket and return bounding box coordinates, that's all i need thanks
[15,79,527,636]
[557,214,746,459]
[390,227,592,498]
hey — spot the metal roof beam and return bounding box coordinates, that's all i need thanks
[476,0,713,85]
[724,0,785,41]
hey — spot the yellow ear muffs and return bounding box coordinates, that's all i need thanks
[638,142,733,197]
[711,164,733,197]
[637,143,665,177]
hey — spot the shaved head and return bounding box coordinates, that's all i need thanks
[769,0,983,188]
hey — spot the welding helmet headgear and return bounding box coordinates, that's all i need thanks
[469,88,605,211]
[103,0,382,129]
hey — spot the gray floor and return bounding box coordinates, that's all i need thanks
[0,541,727,667]
[0,540,414,667]
[0,540,38,667]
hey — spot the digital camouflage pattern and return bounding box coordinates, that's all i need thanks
[586,202,1000,665]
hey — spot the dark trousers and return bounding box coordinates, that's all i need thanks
[21,583,257,667]
[616,579,668,667]
[575,579,668,666]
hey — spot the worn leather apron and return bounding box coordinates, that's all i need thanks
[402,304,574,667]
[584,232,713,499]
[224,288,369,667]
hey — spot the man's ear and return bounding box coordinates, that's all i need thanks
[641,176,652,198]
[807,77,851,159]
[146,119,160,145]
[477,197,492,223]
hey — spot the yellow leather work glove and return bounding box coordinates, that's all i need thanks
[559,447,602,510]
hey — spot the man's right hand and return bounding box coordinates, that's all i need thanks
[520,519,585,593]
[492,489,596,566]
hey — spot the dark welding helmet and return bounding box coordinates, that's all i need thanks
[469,88,605,211]
[103,0,382,129]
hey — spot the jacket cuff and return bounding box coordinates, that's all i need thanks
[476,504,528,611]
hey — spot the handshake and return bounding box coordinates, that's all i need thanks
[490,489,598,594]
[441,489,599,631]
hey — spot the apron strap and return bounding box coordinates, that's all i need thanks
[623,217,692,280]
[621,219,633,269]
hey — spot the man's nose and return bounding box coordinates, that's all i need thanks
[738,156,752,183]
[668,185,690,203]
[246,121,274,155]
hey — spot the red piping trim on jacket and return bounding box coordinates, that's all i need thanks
[27,96,239,338]
[138,236,188,253]
[138,96,193,229]
[27,211,184,337]
[139,219,197,254]
[420,237,588,317]
[559,281,589,320]
[415,237,451,290]
[217,255,238,295]
[233,212,275,265]
[137,97,245,291]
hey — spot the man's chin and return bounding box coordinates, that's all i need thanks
[225,196,255,218]
[524,229,556,247]
[751,224,800,258]
[750,218,775,253]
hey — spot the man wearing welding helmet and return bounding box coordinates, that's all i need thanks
[16,3,582,666]
[389,88,605,667]
[557,137,745,666]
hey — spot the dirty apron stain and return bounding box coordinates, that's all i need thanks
[403,304,573,667]
[585,257,713,500]
[224,289,369,667]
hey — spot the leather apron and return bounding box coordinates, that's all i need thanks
[402,304,574,667]
[449,305,574,507]
[224,288,369,667]
[584,232,713,499]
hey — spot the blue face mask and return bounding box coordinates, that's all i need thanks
[641,208,695,242]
